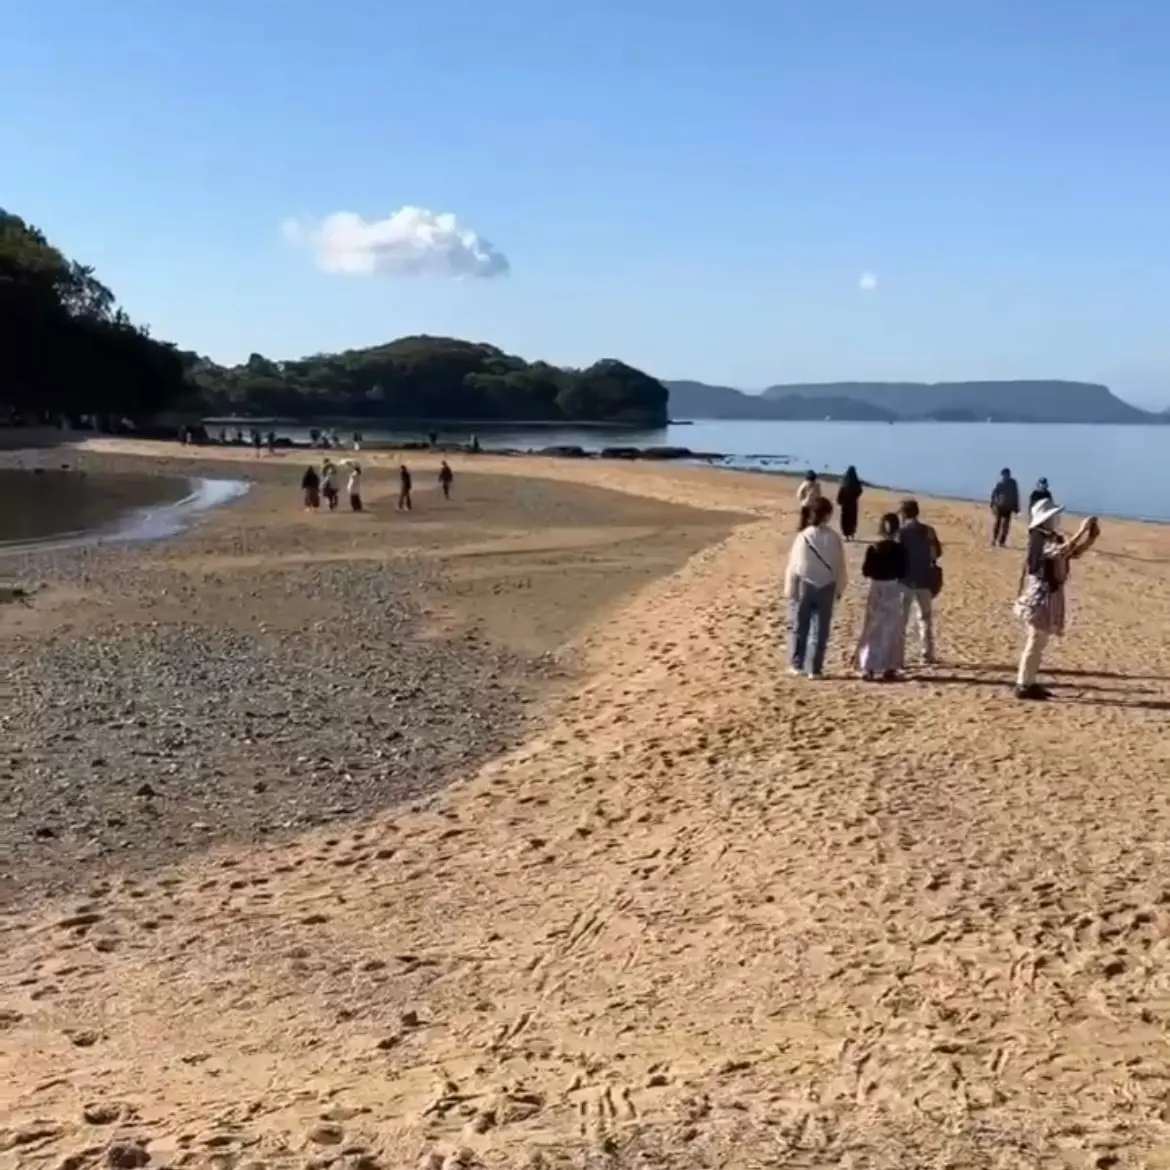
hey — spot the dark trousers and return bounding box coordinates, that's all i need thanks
[992,509,1013,546]
[398,489,412,511]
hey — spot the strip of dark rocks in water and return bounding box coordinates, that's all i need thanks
[167,436,727,461]
[0,536,562,907]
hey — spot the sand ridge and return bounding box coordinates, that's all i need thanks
[4,443,1170,1168]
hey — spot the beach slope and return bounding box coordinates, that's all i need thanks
[4,444,1170,1168]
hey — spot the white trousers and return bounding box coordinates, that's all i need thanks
[1017,626,1051,687]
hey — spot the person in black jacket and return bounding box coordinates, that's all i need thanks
[855,513,909,680]
[836,466,863,541]
[989,468,1020,547]
[1028,477,1052,511]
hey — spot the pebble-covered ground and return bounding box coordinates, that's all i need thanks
[0,454,558,905]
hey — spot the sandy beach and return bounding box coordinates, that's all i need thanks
[4,440,1170,1169]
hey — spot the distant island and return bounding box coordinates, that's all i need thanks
[190,338,669,427]
[667,379,1168,425]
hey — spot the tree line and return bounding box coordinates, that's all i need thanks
[0,210,193,426]
[193,338,668,426]
[2,210,669,429]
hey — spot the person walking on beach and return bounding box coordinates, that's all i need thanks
[346,462,363,512]
[1029,477,1052,511]
[796,470,822,531]
[397,464,413,512]
[321,460,339,511]
[785,496,847,679]
[1014,498,1100,701]
[301,465,321,510]
[897,498,942,665]
[438,460,454,500]
[990,468,1020,547]
[836,466,863,541]
[856,512,909,680]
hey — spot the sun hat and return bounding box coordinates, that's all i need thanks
[1028,497,1064,530]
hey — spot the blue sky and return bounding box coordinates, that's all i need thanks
[5,0,1170,405]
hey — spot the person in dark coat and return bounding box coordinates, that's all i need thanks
[1029,477,1052,511]
[989,468,1020,547]
[836,466,863,540]
[301,466,320,510]
[438,460,454,500]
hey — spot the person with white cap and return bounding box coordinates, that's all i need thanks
[1013,497,1100,700]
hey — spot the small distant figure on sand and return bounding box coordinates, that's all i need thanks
[990,467,1020,547]
[1014,499,1100,701]
[301,465,321,510]
[897,499,942,666]
[1029,476,1052,511]
[352,432,362,452]
[856,512,907,681]
[251,430,262,457]
[397,464,413,512]
[836,466,863,541]
[266,430,277,455]
[438,460,453,500]
[796,470,822,531]
[785,497,847,679]
[428,430,439,448]
[321,460,339,511]
[345,461,363,512]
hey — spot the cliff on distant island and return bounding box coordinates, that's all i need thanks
[189,337,669,426]
[667,379,1162,424]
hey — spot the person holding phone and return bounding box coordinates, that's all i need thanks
[1013,498,1100,700]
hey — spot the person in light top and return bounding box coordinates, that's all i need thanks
[784,496,847,679]
[1013,498,1099,700]
[796,470,822,531]
[346,462,363,512]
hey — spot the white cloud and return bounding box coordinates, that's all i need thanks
[858,271,878,292]
[281,206,510,279]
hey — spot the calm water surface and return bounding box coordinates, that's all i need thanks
[273,421,1168,522]
[0,470,248,550]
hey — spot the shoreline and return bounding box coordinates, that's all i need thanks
[61,435,1170,530]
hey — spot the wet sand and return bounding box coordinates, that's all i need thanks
[3,440,1170,1168]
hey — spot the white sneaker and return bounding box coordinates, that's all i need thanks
[788,666,803,677]
[807,671,824,680]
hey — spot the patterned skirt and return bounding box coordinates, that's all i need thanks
[1014,576,1067,636]
[858,579,905,675]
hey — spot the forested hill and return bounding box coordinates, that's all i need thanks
[2,208,667,429]
[190,339,669,425]
[1,210,192,424]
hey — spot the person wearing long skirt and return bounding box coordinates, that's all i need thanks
[301,465,321,510]
[856,513,909,680]
[836,466,863,541]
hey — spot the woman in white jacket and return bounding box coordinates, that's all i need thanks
[785,496,848,678]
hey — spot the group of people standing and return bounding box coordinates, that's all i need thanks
[300,459,454,514]
[785,467,1101,700]
[786,474,940,681]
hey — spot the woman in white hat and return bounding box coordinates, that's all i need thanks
[1013,497,1100,700]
